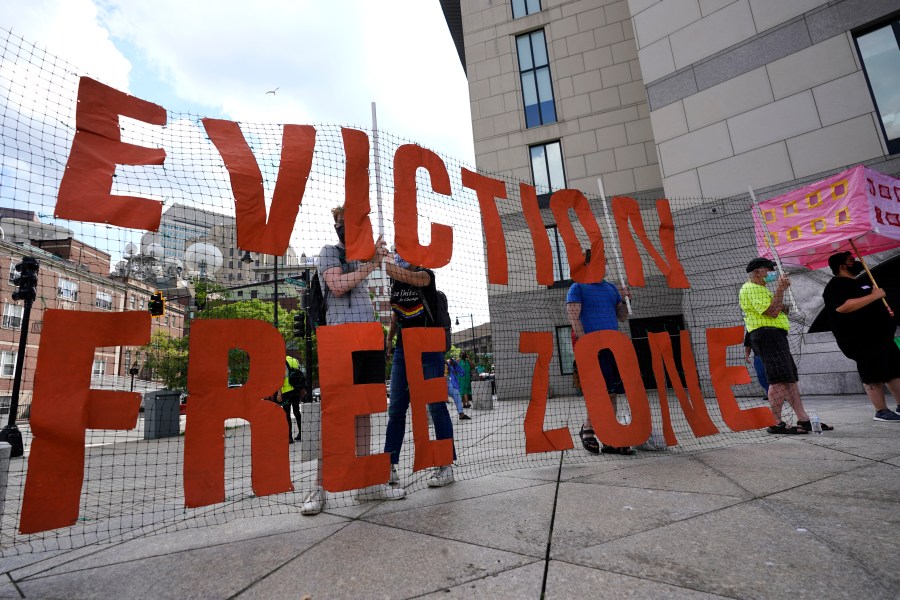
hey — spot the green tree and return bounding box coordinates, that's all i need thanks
[142,330,189,391]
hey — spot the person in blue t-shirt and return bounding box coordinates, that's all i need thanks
[565,254,633,455]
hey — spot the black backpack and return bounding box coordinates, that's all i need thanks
[307,249,347,329]
[307,272,328,329]
[422,287,453,352]
[286,359,306,391]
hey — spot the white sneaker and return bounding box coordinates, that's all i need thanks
[357,483,406,501]
[427,465,454,488]
[389,465,399,485]
[301,487,325,515]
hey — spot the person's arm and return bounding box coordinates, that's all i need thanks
[566,302,584,339]
[743,331,752,363]
[386,313,397,355]
[383,261,431,286]
[616,285,631,321]
[836,287,886,313]
[323,258,380,297]
[762,276,789,317]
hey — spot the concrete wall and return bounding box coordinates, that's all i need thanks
[631,0,900,199]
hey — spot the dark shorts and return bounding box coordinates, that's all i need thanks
[842,337,900,384]
[748,327,798,384]
[573,349,625,395]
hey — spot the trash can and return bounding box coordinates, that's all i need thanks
[472,380,493,411]
[143,390,182,440]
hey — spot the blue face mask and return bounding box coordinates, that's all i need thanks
[764,272,778,283]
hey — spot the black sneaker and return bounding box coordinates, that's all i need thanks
[874,409,900,422]
[459,413,471,420]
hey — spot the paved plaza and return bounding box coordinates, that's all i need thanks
[0,393,897,599]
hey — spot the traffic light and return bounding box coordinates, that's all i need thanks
[292,312,304,338]
[148,292,165,317]
[11,257,39,303]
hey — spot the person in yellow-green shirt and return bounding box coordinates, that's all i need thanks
[739,257,830,434]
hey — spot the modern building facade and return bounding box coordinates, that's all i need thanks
[442,0,900,399]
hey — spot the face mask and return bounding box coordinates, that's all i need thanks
[764,272,778,283]
[848,261,864,276]
[334,223,345,244]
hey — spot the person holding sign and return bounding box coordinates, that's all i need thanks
[740,258,830,434]
[566,252,633,455]
[823,252,900,422]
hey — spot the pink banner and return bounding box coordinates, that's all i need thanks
[754,165,900,269]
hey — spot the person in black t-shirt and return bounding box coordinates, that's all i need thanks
[383,253,456,488]
[823,251,900,422]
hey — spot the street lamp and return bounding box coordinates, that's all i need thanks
[455,314,477,365]
[129,364,140,393]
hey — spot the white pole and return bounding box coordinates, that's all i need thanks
[748,185,797,313]
[597,177,633,316]
[371,102,389,295]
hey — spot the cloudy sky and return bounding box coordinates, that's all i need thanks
[0,0,474,161]
[1,0,493,327]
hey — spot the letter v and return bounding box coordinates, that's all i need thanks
[203,119,315,255]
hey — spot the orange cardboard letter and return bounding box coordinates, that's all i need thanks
[203,119,315,255]
[55,77,166,230]
[575,330,651,448]
[184,320,292,508]
[550,189,607,283]
[393,144,453,268]
[520,183,555,286]
[462,168,509,285]
[612,197,689,288]
[707,327,775,432]
[648,331,719,446]
[20,310,150,534]
[317,323,391,492]
[402,328,455,471]
[342,127,376,261]
[520,332,573,453]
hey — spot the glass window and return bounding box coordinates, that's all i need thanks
[517,30,556,128]
[95,290,113,310]
[92,358,105,377]
[129,296,136,310]
[556,326,574,375]
[57,278,78,301]
[512,0,541,19]
[8,260,16,284]
[2,304,23,329]
[546,225,570,282]
[530,141,566,196]
[0,351,15,378]
[855,19,900,153]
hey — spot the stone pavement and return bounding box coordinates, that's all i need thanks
[0,393,897,599]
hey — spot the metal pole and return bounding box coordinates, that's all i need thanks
[748,185,798,313]
[273,254,279,328]
[371,102,389,298]
[469,314,476,364]
[597,177,633,316]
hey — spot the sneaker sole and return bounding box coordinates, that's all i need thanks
[873,417,900,422]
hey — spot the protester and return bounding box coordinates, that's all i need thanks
[446,357,470,420]
[301,205,405,516]
[458,352,474,408]
[383,253,456,488]
[278,355,305,443]
[565,252,634,455]
[823,252,900,422]
[739,257,831,433]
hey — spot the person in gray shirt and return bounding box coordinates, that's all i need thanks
[301,204,406,515]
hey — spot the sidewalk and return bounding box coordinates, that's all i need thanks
[0,394,897,599]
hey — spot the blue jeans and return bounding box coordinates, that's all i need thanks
[448,380,463,414]
[385,346,456,465]
[753,354,769,393]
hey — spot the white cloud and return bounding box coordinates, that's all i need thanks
[1,0,131,90]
